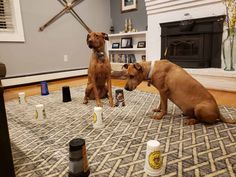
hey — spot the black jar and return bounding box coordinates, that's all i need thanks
[69,138,90,177]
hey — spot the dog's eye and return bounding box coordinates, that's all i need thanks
[129,75,134,79]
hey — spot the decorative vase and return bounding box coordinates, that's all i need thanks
[222,28,236,71]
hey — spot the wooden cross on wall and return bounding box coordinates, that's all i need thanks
[39,0,92,32]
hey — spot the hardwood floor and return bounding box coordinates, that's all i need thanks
[3,76,236,107]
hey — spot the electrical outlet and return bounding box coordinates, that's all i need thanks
[64,55,68,62]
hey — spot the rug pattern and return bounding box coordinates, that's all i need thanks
[5,86,236,177]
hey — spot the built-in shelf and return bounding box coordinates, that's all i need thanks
[107,31,147,69]
[108,48,146,52]
[108,31,147,37]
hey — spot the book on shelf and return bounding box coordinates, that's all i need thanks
[109,53,136,63]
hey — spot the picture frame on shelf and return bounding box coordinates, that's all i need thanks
[121,37,133,48]
[112,43,120,49]
[121,0,137,13]
[137,41,146,48]
[141,55,146,61]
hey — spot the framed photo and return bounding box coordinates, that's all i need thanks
[121,0,137,13]
[112,43,120,49]
[121,37,133,48]
[141,55,146,61]
[137,41,146,48]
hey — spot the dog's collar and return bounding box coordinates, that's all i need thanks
[147,61,155,86]
[96,51,105,60]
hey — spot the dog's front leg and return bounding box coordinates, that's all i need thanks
[92,79,102,107]
[153,92,167,120]
[83,83,93,104]
[153,100,161,112]
[107,77,114,107]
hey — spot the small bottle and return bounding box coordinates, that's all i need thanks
[68,138,90,177]
[18,92,26,104]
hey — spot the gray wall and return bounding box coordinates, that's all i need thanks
[110,0,147,33]
[0,0,111,77]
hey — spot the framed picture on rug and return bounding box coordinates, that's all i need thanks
[121,0,137,13]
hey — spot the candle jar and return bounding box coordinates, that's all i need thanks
[68,138,90,177]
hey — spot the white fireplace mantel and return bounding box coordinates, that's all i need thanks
[144,0,236,92]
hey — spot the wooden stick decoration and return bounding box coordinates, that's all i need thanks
[39,0,92,33]
[58,0,92,32]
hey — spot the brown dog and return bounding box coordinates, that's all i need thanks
[83,32,113,107]
[123,60,236,124]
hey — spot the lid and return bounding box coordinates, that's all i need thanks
[115,89,123,93]
[69,138,85,151]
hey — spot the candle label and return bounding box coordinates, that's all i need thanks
[35,110,38,119]
[93,113,97,123]
[82,145,89,172]
[149,151,162,169]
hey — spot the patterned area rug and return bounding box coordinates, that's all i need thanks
[5,86,236,177]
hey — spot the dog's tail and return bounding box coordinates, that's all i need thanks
[219,114,236,124]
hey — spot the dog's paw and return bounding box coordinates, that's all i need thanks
[153,108,161,112]
[83,100,88,104]
[184,118,198,125]
[109,101,114,107]
[152,115,163,120]
[96,103,103,107]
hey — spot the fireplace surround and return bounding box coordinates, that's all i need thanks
[160,15,225,68]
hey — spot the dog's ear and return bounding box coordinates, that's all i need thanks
[122,63,129,69]
[134,63,142,71]
[102,32,109,41]
[86,34,90,42]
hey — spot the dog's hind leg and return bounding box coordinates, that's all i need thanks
[194,102,219,124]
[153,92,168,120]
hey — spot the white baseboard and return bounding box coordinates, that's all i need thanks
[1,69,88,87]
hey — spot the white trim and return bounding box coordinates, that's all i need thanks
[1,69,88,87]
[0,0,25,42]
[186,68,236,92]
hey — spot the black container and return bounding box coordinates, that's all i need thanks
[62,86,72,102]
[68,138,90,177]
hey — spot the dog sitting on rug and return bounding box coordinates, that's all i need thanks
[121,59,236,125]
[83,32,113,107]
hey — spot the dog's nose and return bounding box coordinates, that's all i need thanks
[87,41,93,48]
[124,85,130,91]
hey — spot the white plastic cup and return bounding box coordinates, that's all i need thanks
[35,104,46,119]
[18,92,26,104]
[93,107,105,129]
[144,140,164,176]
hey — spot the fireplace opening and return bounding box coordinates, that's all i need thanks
[160,15,225,68]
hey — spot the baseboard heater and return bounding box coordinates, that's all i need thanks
[1,68,88,87]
